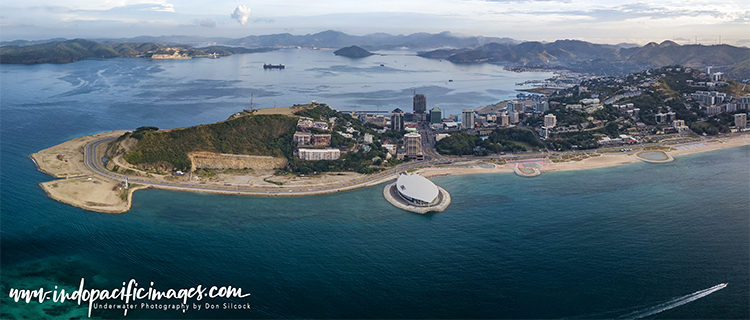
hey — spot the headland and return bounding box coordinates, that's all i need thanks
[31,123,748,214]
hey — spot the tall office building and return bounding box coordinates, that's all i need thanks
[462,109,475,129]
[430,108,442,124]
[413,93,427,115]
[391,108,405,131]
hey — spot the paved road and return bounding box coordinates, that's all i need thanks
[84,137,440,196]
[84,132,746,196]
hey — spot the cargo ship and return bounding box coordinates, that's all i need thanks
[263,64,285,69]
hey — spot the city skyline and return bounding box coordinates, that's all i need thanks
[1,0,748,46]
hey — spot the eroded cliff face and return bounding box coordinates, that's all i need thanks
[188,151,287,172]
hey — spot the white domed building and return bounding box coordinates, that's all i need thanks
[395,173,439,206]
[383,173,451,213]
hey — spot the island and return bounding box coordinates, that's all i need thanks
[333,46,374,58]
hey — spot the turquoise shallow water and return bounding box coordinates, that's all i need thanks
[1,52,748,319]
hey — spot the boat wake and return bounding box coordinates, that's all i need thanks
[564,283,728,319]
[617,283,728,319]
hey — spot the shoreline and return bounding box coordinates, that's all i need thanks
[32,132,750,214]
[419,137,749,179]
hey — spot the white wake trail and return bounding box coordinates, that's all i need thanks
[618,283,728,319]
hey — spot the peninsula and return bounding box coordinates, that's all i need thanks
[31,103,749,214]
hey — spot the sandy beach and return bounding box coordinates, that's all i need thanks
[31,132,749,214]
[420,136,749,178]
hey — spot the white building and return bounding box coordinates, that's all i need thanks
[395,173,439,206]
[382,143,397,155]
[735,113,747,129]
[297,148,340,161]
[435,133,451,142]
[508,110,519,124]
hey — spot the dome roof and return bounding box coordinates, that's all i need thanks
[396,173,439,204]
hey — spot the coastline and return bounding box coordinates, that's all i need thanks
[32,132,750,214]
[419,136,749,178]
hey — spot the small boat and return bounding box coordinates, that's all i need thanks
[263,64,285,69]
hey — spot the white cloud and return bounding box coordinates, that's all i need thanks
[231,5,251,25]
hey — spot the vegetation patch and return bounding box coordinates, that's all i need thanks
[263,178,284,186]
[436,128,543,155]
[123,114,297,171]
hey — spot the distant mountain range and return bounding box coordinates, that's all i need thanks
[2,30,517,51]
[0,39,274,64]
[2,31,747,79]
[418,39,749,79]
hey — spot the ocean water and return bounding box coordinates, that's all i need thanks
[1,50,748,319]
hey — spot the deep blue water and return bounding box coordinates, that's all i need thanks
[1,50,748,319]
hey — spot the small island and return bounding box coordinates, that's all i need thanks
[334,46,374,58]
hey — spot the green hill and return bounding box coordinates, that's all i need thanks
[120,114,297,171]
[0,39,276,64]
[333,46,374,58]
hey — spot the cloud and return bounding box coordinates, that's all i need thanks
[194,18,215,28]
[231,5,251,25]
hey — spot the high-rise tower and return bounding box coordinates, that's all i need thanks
[413,93,426,115]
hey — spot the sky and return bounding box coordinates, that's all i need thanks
[1,0,748,46]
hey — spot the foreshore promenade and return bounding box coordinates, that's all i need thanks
[31,131,750,213]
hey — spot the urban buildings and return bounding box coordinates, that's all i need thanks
[294,132,331,146]
[673,120,690,133]
[293,132,312,145]
[312,134,332,146]
[655,112,676,124]
[508,110,519,124]
[691,91,727,105]
[461,109,475,129]
[544,114,557,129]
[413,93,426,115]
[404,132,424,160]
[372,115,387,127]
[500,113,510,126]
[297,148,341,161]
[430,108,442,124]
[391,108,405,132]
[735,113,747,129]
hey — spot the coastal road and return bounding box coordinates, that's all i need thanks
[83,137,440,197]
